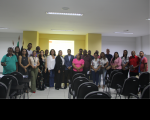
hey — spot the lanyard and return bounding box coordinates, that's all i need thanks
[138,56,145,73]
[32,57,36,64]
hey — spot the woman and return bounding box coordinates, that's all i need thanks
[47,49,56,88]
[110,52,122,72]
[121,50,129,79]
[30,51,40,93]
[72,53,84,75]
[91,53,101,87]
[93,50,100,59]
[38,50,47,90]
[55,50,65,90]
[99,52,109,89]
[19,49,30,75]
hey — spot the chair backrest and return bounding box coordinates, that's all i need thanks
[73,77,89,97]
[10,72,23,85]
[139,72,150,88]
[6,80,12,99]
[111,72,125,89]
[77,82,98,99]
[84,91,111,99]
[0,82,7,99]
[122,77,139,96]
[0,75,18,86]
[109,70,120,81]
[141,84,150,99]
[72,73,85,81]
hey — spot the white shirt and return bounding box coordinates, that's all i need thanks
[27,50,33,57]
[30,57,39,66]
[91,59,101,71]
[121,57,129,69]
[100,58,108,67]
[61,56,65,65]
[47,55,56,70]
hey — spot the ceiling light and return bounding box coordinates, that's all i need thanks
[51,29,74,31]
[146,18,150,20]
[0,27,8,29]
[123,33,133,34]
[46,12,83,16]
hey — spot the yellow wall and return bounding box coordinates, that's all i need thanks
[39,34,85,55]
[23,31,39,51]
[85,34,88,50]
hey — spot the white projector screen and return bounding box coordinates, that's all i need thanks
[49,40,74,56]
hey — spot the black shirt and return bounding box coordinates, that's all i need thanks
[105,54,113,63]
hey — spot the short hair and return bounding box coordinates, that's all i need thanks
[140,51,144,54]
[94,52,98,55]
[28,43,32,46]
[79,49,83,51]
[50,49,56,56]
[67,49,71,52]
[8,47,13,51]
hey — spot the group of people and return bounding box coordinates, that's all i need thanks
[1,37,149,93]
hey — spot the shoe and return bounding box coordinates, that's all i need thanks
[55,88,59,90]
[33,92,36,93]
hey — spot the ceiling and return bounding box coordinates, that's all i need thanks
[0,0,149,37]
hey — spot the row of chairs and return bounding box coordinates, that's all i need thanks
[68,73,111,99]
[0,72,31,99]
[105,70,150,99]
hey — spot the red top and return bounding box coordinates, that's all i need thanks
[140,57,148,72]
[129,55,140,73]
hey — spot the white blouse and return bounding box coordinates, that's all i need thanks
[61,56,65,65]
[47,55,56,70]
[30,57,39,66]
[100,58,108,67]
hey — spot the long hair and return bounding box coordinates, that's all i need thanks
[39,50,45,60]
[50,49,56,56]
[100,52,106,60]
[121,50,128,59]
[111,52,119,63]
[21,48,28,58]
[14,46,21,56]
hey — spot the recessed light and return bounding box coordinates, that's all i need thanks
[0,27,8,29]
[46,12,83,16]
[51,29,74,31]
[146,18,150,20]
[62,7,70,10]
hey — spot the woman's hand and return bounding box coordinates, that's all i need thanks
[45,69,47,73]
[58,70,60,73]
[25,69,27,73]
[48,70,50,73]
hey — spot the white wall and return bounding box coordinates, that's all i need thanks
[0,33,23,72]
[135,37,142,55]
[102,36,136,57]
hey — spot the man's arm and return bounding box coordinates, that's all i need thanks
[16,63,18,72]
[1,62,6,66]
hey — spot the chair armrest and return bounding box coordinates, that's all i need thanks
[69,84,73,95]
[73,91,75,99]
[117,84,122,89]
[130,93,139,99]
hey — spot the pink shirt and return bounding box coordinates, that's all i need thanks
[110,57,122,69]
[140,57,148,72]
[72,59,84,72]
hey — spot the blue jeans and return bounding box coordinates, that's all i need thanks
[92,71,99,86]
[49,70,55,87]
[99,69,107,86]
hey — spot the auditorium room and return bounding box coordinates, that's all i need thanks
[0,0,150,99]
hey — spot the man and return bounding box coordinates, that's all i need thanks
[81,50,92,79]
[27,43,32,57]
[45,49,49,58]
[88,50,94,80]
[75,49,83,58]
[36,46,40,57]
[1,47,18,75]
[105,49,113,64]
[64,49,74,89]
[139,51,148,73]
[129,51,140,77]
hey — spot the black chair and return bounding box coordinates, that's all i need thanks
[77,82,98,99]
[116,77,139,99]
[0,82,7,99]
[129,84,150,99]
[11,72,30,99]
[107,72,125,94]
[68,73,85,99]
[138,72,150,93]
[84,91,111,99]
[72,77,89,99]
[0,75,24,99]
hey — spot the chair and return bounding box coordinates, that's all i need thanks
[72,77,89,99]
[138,72,150,93]
[68,73,85,99]
[116,77,139,99]
[84,91,111,99]
[0,75,24,99]
[129,84,150,99]
[0,82,7,99]
[77,82,98,99]
[107,72,125,94]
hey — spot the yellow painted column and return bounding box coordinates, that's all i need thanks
[23,31,39,51]
[86,33,102,55]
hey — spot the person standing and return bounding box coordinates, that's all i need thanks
[139,51,148,73]
[75,49,83,58]
[27,43,33,57]
[30,51,40,93]
[91,53,101,87]
[38,50,47,90]
[19,49,30,75]
[72,53,84,75]
[55,50,65,90]
[88,50,94,80]
[36,46,40,57]
[93,50,100,59]
[47,49,56,88]
[129,51,140,77]
[121,50,129,79]
[99,52,109,89]
[64,49,74,89]
[110,52,122,72]
[1,47,18,75]
[45,49,49,58]
[81,50,92,79]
